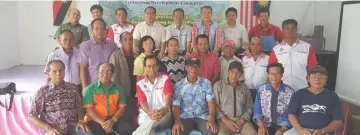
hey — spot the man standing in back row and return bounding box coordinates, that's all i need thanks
[54,8,89,48]
[248,8,283,52]
[268,19,318,91]
[133,6,167,58]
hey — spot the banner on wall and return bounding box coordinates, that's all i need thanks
[53,0,76,26]
[99,1,228,27]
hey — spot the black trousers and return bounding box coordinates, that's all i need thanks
[87,117,130,135]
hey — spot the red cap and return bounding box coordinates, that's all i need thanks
[224,40,235,48]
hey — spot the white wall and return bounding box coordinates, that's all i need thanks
[16,1,342,65]
[0,1,20,70]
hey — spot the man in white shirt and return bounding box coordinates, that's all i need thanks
[166,8,192,55]
[133,6,167,58]
[133,55,173,135]
[219,40,243,81]
[268,19,318,91]
[221,7,249,56]
[107,8,135,48]
[243,37,269,90]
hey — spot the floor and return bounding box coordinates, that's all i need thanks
[0,65,45,95]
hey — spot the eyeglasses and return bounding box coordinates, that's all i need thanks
[99,70,112,74]
[310,74,326,79]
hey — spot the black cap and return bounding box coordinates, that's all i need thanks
[228,61,243,72]
[186,57,200,66]
[308,65,328,75]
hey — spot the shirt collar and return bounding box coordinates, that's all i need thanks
[194,51,212,57]
[265,81,286,92]
[226,23,237,28]
[246,52,266,59]
[173,24,184,30]
[185,76,201,85]
[68,22,80,27]
[48,81,66,89]
[257,23,271,31]
[280,38,301,46]
[96,80,114,89]
[90,39,108,45]
[221,55,236,62]
[144,21,158,27]
[201,20,214,26]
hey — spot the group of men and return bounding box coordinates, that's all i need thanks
[28,4,345,135]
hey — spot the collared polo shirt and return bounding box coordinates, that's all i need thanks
[242,53,269,89]
[136,73,173,123]
[219,55,244,81]
[77,39,118,84]
[133,21,166,50]
[191,51,221,81]
[173,76,215,120]
[166,24,192,52]
[54,22,90,48]
[268,39,318,91]
[221,23,249,50]
[83,81,126,122]
[107,23,135,48]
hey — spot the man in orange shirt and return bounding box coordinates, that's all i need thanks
[191,34,221,85]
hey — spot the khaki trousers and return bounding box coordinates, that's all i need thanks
[217,117,257,135]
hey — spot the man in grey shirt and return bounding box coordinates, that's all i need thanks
[214,61,257,135]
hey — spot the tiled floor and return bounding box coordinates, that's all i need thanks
[0,65,45,94]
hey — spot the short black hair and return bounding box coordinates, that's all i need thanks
[143,55,160,67]
[267,63,284,75]
[119,31,132,42]
[97,63,115,73]
[196,34,209,45]
[90,4,103,12]
[138,36,156,53]
[201,6,212,13]
[91,18,107,30]
[46,60,65,72]
[282,19,298,28]
[225,7,237,15]
[173,8,184,16]
[115,8,128,15]
[144,6,156,14]
[257,8,270,17]
[166,37,179,47]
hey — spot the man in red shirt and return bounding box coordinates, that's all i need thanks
[248,8,283,52]
[191,34,221,85]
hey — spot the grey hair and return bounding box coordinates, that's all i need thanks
[46,60,65,73]
[250,37,263,45]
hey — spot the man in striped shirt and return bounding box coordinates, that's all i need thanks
[191,6,222,54]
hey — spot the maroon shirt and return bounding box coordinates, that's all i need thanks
[29,82,81,135]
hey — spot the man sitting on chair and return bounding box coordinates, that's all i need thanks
[83,63,129,135]
[29,60,92,135]
[133,55,173,135]
[284,65,344,135]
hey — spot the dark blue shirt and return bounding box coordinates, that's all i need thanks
[287,88,344,129]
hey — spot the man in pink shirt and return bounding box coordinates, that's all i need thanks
[191,34,220,85]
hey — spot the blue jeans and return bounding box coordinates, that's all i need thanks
[68,125,94,135]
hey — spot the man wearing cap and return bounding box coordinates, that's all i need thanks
[253,63,294,135]
[172,57,218,135]
[268,19,318,91]
[243,37,269,92]
[219,40,243,81]
[191,34,221,85]
[285,65,344,135]
[214,61,257,135]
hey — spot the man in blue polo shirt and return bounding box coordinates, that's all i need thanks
[285,65,344,135]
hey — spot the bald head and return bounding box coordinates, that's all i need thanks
[68,8,81,24]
